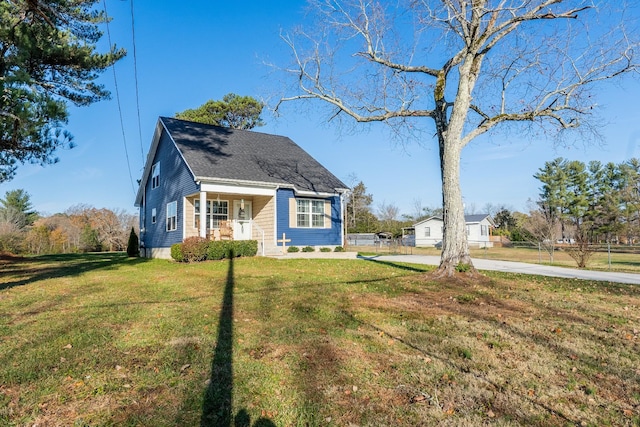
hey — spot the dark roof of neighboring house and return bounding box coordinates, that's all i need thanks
[159,116,348,194]
[464,214,491,223]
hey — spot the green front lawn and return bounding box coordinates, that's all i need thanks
[1,253,639,426]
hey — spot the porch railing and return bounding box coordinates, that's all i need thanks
[251,221,266,256]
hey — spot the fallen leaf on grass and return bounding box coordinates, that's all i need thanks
[261,409,277,418]
[410,394,427,404]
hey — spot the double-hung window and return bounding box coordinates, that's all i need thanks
[151,208,157,224]
[194,199,229,229]
[166,201,177,231]
[209,200,229,228]
[480,225,488,236]
[296,199,325,228]
[425,227,431,237]
[151,162,160,189]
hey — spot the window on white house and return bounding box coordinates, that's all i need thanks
[151,208,156,224]
[466,225,470,235]
[151,162,160,189]
[296,199,325,228]
[481,225,488,236]
[425,227,431,237]
[166,201,177,231]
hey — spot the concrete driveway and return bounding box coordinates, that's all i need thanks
[362,254,640,285]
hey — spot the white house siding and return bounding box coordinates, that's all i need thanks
[414,218,444,247]
[466,218,494,248]
[414,215,494,248]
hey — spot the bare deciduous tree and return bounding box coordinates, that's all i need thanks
[524,202,559,263]
[276,0,639,276]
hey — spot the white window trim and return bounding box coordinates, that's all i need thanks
[296,198,325,228]
[194,198,229,229]
[167,201,177,231]
[151,208,157,224]
[151,162,160,189]
[425,226,430,237]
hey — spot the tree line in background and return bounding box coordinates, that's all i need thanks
[347,156,640,267]
[0,190,137,255]
[526,158,640,266]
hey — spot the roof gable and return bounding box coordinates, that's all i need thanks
[413,216,443,227]
[464,214,495,225]
[159,117,347,194]
[413,214,495,227]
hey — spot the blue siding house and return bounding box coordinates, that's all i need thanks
[134,117,349,258]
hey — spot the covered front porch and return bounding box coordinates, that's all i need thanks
[183,189,276,255]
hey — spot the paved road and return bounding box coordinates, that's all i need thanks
[363,255,640,285]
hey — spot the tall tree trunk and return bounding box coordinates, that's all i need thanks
[435,138,474,276]
[433,57,478,277]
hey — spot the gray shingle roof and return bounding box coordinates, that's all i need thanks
[464,214,491,223]
[160,117,347,194]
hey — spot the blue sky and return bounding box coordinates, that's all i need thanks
[2,1,639,218]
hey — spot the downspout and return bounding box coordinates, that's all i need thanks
[274,186,280,249]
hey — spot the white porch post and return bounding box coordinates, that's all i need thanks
[199,191,207,238]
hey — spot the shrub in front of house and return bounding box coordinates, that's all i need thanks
[173,239,259,262]
[320,247,331,252]
[334,246,345,252]
[302,246,315,252]
[234,240,258,257]
[170,243,184,262]
[287,246,299,253]
[207,241,231,260]
[181,237,209,262]
[207,240,258,260]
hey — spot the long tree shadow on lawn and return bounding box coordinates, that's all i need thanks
[360,256,431,273]
[200,254,275,427]
[0,252,149,291]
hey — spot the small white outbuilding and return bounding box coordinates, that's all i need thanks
[414,214,495,248]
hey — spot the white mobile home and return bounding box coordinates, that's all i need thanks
[414,214,495,248]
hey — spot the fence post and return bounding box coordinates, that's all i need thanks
[608,242,611,270]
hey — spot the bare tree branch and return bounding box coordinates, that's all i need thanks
[275,0,640,276]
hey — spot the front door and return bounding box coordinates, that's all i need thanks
[232,200,252,240]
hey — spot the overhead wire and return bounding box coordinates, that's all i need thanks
[129,0,145,164]
[102,0,137,197]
